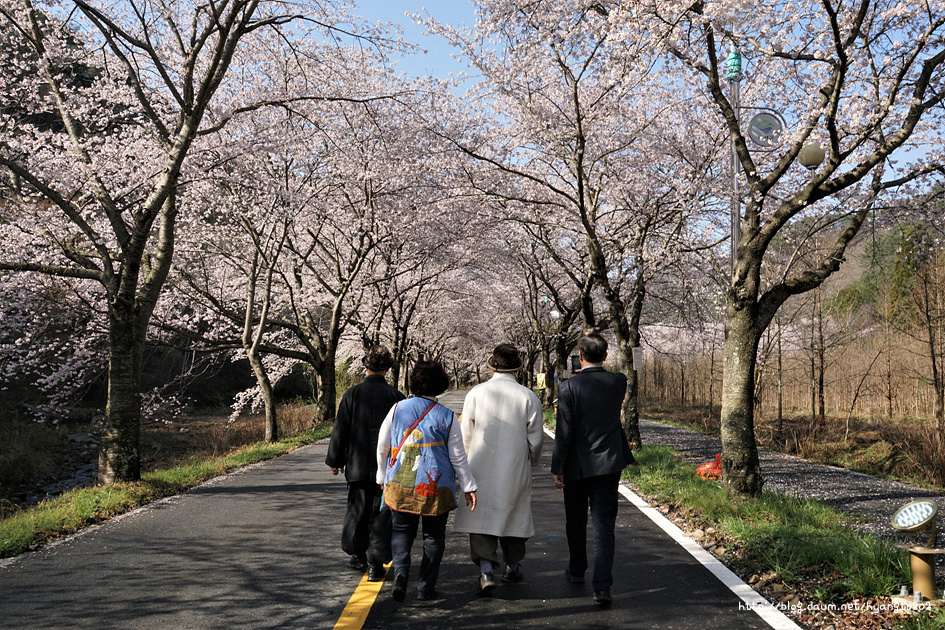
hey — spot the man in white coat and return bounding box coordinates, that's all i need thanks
[452,343,544,595]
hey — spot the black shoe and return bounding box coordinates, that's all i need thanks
[348,555,367,571]
[478,571,496,596]
[367,564,386,582]
[564,567,585,584]
[502,565,524,583]
[417,589,438,601]
[593,590,612,606]
[391,573,407,602]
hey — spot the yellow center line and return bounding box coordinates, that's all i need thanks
[331,563,391,630]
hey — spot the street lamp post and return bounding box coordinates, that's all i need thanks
[726,45,743,279]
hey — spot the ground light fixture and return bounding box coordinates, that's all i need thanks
[893,500,939,544]
[891,499,943,602]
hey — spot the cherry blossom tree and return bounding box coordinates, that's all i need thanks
[422,2,722,445]
[238,214,290,441]
[361,247,462,391]
[0,0,369,482]
[505,223,588,406]
[162,102,397,428]
[0,273,106,416]
[159,63,484,427]
[366,199,505,388]
[618,0,945,496]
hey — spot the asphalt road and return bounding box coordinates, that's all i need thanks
[0,391,798,630]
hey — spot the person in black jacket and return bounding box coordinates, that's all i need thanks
[551,334,635,606]
[326,345,405,581]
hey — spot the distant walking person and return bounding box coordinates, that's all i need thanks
[551,334,634,606]
[326,345,405,582]
[453,344,544,596]
[377,360,477,602]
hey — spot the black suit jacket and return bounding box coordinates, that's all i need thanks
[551,366,633,481]
[325,375,405,483]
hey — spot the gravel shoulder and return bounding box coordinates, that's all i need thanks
[640,419,944,542]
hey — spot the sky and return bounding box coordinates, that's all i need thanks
[350,1,479,79]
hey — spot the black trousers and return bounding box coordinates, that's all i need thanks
[341,481,392,566]
[562,472,620,591]
[391,510,448,596]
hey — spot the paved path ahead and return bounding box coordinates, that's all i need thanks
[0,393,802,630]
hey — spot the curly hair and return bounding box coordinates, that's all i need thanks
[409,360,450,397]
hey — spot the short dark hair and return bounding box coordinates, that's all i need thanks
[577,334,608,364]
[409,360,450,397]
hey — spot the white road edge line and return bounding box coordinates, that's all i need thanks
[542,425,802,630]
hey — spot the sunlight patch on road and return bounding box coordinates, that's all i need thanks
[332,564,391,630]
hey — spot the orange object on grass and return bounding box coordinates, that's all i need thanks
[696,453,722,479]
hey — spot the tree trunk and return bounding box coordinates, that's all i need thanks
[708,342,717,419]
[593,250,644,449]
[720,306,763,498]
[246,350,278,442]
[817,355,826,429]
[241,232,284,443]
[776,320,784,440]
[524,352,536,388]
[809,347,817,431]
[610,330,640,446]
[816,294,826,429]
[617,339,642,447]
[541,345,555,408]
[314,345,337,425]
[99,193,177,483]
[99,303,144,483]
[391,325,404,393]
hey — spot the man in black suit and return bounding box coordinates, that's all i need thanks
[551,334,634,606]
[326,345,406,581]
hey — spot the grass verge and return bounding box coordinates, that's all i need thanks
[0,426,330,559]
[623,445,944,629]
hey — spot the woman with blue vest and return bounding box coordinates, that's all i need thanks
[376,360,478,602]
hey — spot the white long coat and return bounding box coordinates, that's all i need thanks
[452,373,544,538]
